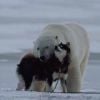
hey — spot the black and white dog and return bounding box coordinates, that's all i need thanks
[16,42,70,92]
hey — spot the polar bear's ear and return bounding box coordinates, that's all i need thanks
[55,36,60,45]
[55,36,58,40]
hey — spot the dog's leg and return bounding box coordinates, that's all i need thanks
[44,83,53,92]
[16,75,25,90]
[60,79,67,92]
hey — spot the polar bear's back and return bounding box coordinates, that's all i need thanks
[66,23,89,60]
[41,24,68,43]
[42,23,89,49]
[41,23,89,62]
[42,24,89,42]
[66,23,89,46]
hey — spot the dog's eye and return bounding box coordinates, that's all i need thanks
[55,46,60,52]
[37,48,40,50]
[59,44,64,49]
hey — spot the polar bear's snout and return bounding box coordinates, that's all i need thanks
[39,46,54,61]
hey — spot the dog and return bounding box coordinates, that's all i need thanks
[16,42,70,92]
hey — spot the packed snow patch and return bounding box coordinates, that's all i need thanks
[0,89,100,100]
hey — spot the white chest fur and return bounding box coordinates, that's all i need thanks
[52,72,68,81]
[54,48,67,62]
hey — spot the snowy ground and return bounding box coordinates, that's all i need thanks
[1,90,100,100]
[0,0,100,99]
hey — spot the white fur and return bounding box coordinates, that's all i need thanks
[54,47,67,62]
[33,23,90,92]
[52,72,68,81]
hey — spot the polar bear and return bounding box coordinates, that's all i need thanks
[33,23,90,92]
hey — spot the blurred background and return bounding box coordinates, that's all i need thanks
[0,0,100,92]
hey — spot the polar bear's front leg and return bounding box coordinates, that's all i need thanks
[66,64,81,93]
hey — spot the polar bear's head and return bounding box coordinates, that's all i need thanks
[33,36,59,61]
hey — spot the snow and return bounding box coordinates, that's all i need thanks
[0,54,99,100]
[0,90,100,100]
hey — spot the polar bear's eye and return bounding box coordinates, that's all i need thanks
[37,47,40,50]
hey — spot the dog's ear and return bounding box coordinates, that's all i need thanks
[66,42,70,54]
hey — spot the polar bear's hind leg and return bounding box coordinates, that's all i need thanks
[80,50,89,80]
[66,63,81,93]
